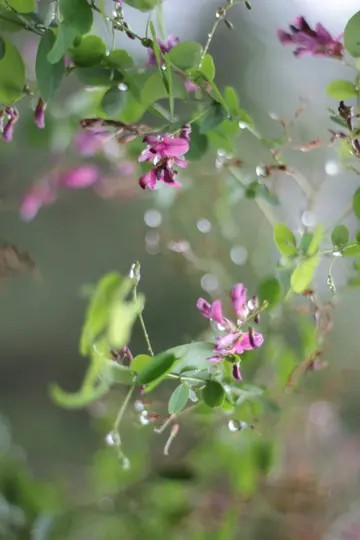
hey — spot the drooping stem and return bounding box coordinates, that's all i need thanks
[201,0,243,62]
[131,261,154,357]
[113,384,136,433]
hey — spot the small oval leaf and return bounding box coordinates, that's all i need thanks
[331,224,349,247]
[202,380,225,408]
[273,223,297,257]
[353,187,360,219]
[326,80,357,100]
[168,384,189,414]
[136,352,177,385]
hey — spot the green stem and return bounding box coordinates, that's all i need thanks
[200,0,242,62]
[135,287,154,357]
[113,384,135,433]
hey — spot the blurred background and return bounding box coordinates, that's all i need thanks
[1,0,360,538]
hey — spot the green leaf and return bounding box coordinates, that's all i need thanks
[102,360,134,385]
[331,224,349,247]
[36,30,65,101]
[136,352,177,385]
[199,53,215,81]
[59,0,93,34]
[124,0,158,10]
[344,11,360,57]
[50,381,109,409]
[258,277,281,308]
[306,224,323,256]
[0,37,5,60]
[299,232,313,254]
[168,384,189,414]
[168,341,214,373]
[290,256,319,293]
[164,52,174,118]
[131,354,152,373]
[108,293,144,348]
[343,244,360,257]
[273,222,297,257]
[79,272,123,356]
[202,380,225,408]
[76,66,116,86]
[101,86,127,116]
[169,41,203,70]
[353,187,360,219]
[47,23,78,64]
[104,49,134,70]
[198,102,227,133]
[326,80,357,100]
[6,0,35,12]
[0,38,24,104]
[141,71,186,106]
[186,123,208,160]
[72,35,106,67]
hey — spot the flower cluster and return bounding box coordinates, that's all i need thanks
[138,125,191,190]
[197,284,264,381]
[277,16,343,59]
[1,98,46,142]
[20,165,100,221]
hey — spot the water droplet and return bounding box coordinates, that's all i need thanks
[333,250,342,257]
[200,273,219,293]
[228,420,249,432]
[230,245,248,265]
[139,410,150,425]
[325,160,339,176]
[118,82,128,92]
[105,431,121,447]
[238,121,248,129]
[188,389,199,402]
[197,218,212,233]
[301,210,316,228]
[256,165,267,177]
[134,400,145,412]
[144,209,162,228]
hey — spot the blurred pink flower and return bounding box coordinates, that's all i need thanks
[57,165,100,188]
[2,107,19,143]
[146,34,180,66]
[278,16,343,59]
[74,131,109,156]
[20,184,56,221]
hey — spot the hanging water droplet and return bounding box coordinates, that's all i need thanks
[228,420,249,432]
[139,410,150,425]
[105,431,121,447]
[188,389,199,402]
[134,400,145,412]
[327,274,336,294]
[118,82,128,91]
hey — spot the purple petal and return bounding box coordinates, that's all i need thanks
[196,298,212,318]
[34,98,46,129]
[139,168,157,190]
[207,355,222,363]
[58,165,99,189]
[230,283,247,317]
[277,29,293,44]
[315,23,332,42]
[20,184,56,221]
[74,131,108,156]
[210,299,224,325]
[236,331,264,352]
[215,332,237,352]
[160,136,189,158]
[232,363,242,381]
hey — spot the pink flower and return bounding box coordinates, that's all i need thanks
[74,130,109,156]
[278,16,343,59]
[197,283,264,381]
[146,35,180,66]
[20,184,56,221]
[34,98,46,129]
[138,125,191,190]
[57,165,100,188]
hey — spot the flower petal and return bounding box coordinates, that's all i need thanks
[58,165,100,189]
[139,168,157,190]
[230,283,247,317]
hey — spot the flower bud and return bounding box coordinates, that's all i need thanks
[34,97,46,129]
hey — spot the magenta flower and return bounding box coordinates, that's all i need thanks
[138,124,190,190]
[34,98,46,129]
[278,16,343,59]
[57,165,100,188]
[19,165,101,220]
[2,107,19,143]
[74,130,109,156]
[20,184,56,221]
[197,283,264,381]
[146,34,180,66]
